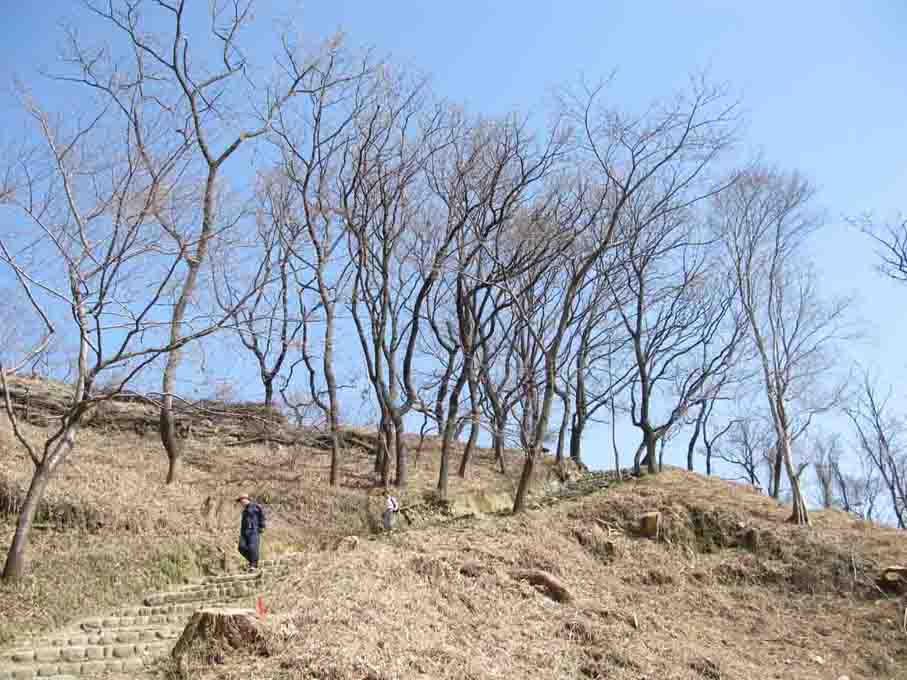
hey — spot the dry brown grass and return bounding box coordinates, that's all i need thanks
[166,470,907,680]
[0,417,535,644]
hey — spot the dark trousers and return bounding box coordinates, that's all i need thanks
[238,532,260,567]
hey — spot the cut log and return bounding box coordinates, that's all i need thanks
[171,608,265,661]
[509,568,573,603]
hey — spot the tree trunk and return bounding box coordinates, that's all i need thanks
[636,430,658,475]
[569,414,584,466]
[165,443,182,486]
[458,387,480,478]
[160,390,181,485]
[633,442,645,476]
[493,428,506,474]
[2,461,52,581]
[323,306,341,486]
[458,420,478,478]
[513,451,536,513]
[610,397,620,480]
[687,402,705,472]
[263,379,273,408]
[438,418,456,501]
[647,434,658,474]
[329,427,340,487]
[770,444,783,499]
[393,414,407,488]
[457,365,480,477]
[555,401,571,465]
[441,368,467,490]
[778,435,810,525]
[160,169,218,484]
[376,415,391,484]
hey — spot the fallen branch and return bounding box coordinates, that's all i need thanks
[509,568,572,603]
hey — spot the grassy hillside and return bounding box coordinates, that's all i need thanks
[169,470,907,680]
[1,382,906,679]
[0,399,544,646]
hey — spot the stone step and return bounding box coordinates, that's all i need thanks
[0,551,306,678]
[4,626,183,657]
[0,641,168,677]
[103,602,199,620]
[0,632,177,665]
[143,580,262,607]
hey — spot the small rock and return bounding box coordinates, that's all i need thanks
[836,675,850,680]
[811,654,824,665]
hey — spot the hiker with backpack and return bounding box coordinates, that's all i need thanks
[236,493,266,571]
[383,490,400,532]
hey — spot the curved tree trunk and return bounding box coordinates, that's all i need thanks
[2,461,51,581]
[440,361,469,493]
[687,402,705,472]
[160,171,218,484]
[457,374,480,478]
[635,429,658,475]
[161,391,181,485]
[778,432,810,525]
[513,450,536,513]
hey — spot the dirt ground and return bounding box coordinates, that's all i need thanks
[163,471,907,680]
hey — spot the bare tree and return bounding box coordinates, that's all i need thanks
[564,271,632,468]
[271,49,373,486]
[716,416,772,486]
[716,167,850,525]
[424,117,563,498]
[341,73,454,488]
[0,93,255,580]
[830,447,882,521]
[214,172,304,407]
[857,213,907,282]
[69,0,341,483]
[845,374,907,527]
[614,197,745,476]
[811,433,843,509]
[498,77,739,511]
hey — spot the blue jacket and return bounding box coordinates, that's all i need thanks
[240,502,266,537]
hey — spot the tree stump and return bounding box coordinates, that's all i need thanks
[171,608,265,661]
[638,512,661,539]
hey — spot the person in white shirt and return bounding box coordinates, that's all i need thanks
[383,490,399,532]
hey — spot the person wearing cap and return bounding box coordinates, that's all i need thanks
[236,493,266,571]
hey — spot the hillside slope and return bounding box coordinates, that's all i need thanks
[170,470,907,680]
[0,389,551,646]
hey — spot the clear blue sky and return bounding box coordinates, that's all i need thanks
[2,1,906,478]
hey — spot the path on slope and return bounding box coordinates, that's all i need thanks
[0,471,616,680]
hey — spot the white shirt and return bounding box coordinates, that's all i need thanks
[386,496,399,512]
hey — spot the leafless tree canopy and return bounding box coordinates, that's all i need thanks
[2,2,902,581]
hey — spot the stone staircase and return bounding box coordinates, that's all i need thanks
[0,552,306,679]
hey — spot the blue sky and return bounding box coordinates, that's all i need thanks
[2,1,906,483]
